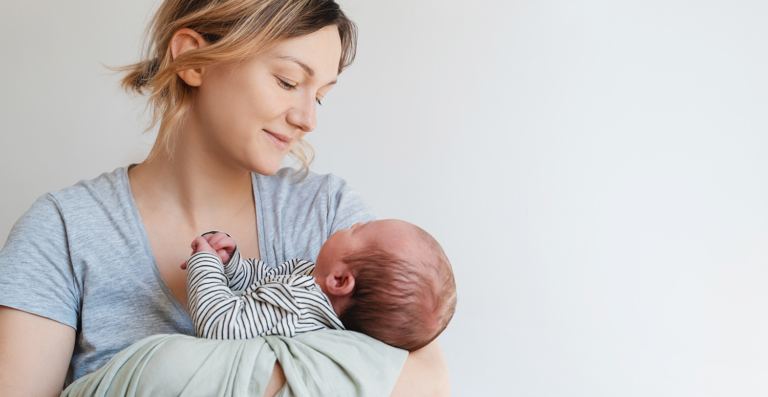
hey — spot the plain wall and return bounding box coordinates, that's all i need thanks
[2,1,768,395]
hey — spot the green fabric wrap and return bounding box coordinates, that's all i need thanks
[61,331,407,397]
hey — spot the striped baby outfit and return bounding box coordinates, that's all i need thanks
[186,248,345,340]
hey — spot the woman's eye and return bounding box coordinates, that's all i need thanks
[316,98,323,106]
[277,78,296,90]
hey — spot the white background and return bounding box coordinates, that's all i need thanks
[2,1,768,395]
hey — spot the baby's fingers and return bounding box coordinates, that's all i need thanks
[217,249,231,264]
[206,232,226,246]
[191,236,214,254]
[209,233,236,252]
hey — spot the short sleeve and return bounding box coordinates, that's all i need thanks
[326,174,378,236]
[0,194,79,329]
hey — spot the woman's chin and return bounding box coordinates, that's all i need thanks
[246,159,284,176]
[234,145,289,176]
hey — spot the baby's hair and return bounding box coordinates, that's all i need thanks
[338,226,457,351]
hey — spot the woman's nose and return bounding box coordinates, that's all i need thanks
[286,94,317,132]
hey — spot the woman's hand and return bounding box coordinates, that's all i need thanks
[0,306,75,397]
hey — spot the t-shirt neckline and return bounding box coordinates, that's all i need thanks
[119,165,190,321]
[116,165,268,322]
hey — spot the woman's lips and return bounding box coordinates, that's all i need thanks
[263,130,290,151]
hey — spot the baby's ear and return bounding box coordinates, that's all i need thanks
[325,270,355,297]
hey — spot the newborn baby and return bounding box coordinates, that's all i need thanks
[183,219,457,351]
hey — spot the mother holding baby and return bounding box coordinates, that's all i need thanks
[0,0,450,395]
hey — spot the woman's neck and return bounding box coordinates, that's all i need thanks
[128,125,255,230]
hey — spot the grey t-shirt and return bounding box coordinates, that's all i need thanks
[0,166,376,385]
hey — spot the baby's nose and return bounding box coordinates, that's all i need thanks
[350,222,364,229]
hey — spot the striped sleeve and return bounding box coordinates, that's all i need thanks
[220,248,255,291]
[221,248,313,291]
[186,252,344,340]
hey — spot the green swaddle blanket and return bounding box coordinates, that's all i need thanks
[61,330,408,397]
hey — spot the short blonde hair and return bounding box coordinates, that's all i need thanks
[119,0,357,175]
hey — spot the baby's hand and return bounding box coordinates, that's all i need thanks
[180,232,237,270]
[201,232,237,264]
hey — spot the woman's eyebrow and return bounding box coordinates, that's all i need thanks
[278,55,315,76]
[277,55,338,86]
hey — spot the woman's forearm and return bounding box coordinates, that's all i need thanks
[263,362,286,397]
[390,340,450,397]
[263,339,450,397]
[0,306,75,397]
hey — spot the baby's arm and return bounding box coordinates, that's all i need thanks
[186,252,342,339]
[185,232,263,291]
[191,232,315,288]
[186,251,267,339]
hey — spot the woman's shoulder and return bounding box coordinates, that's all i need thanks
[253,167,347,195]
[0,167,131,330]
[10,167,130,230]
[253,167,374,214]
[4,166,140,266]
[46,167,130,209]
[251,168,377,265]
[254,167,370,210]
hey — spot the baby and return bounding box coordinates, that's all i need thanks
[183,219,456,351]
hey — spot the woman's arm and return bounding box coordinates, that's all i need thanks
[261,337,448,397]
[390,340,450,397]
[325,179,450,395]
[264,363,286,397]
[0,306,75,397]
[261,339,451,396]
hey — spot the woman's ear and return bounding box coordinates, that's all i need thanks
[324,270,355,297]
[170,28,209,87]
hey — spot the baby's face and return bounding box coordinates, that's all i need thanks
[319,219,406,262]
[314,219,422,292]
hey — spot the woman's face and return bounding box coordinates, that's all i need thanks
[190,25,342,175]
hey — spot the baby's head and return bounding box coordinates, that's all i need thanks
[314,219,456,351]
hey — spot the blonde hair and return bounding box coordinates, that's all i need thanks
[118,0,357,175]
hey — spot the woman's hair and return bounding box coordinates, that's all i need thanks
[119,0,357,175]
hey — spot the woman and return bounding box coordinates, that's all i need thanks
[0,0,449,395]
